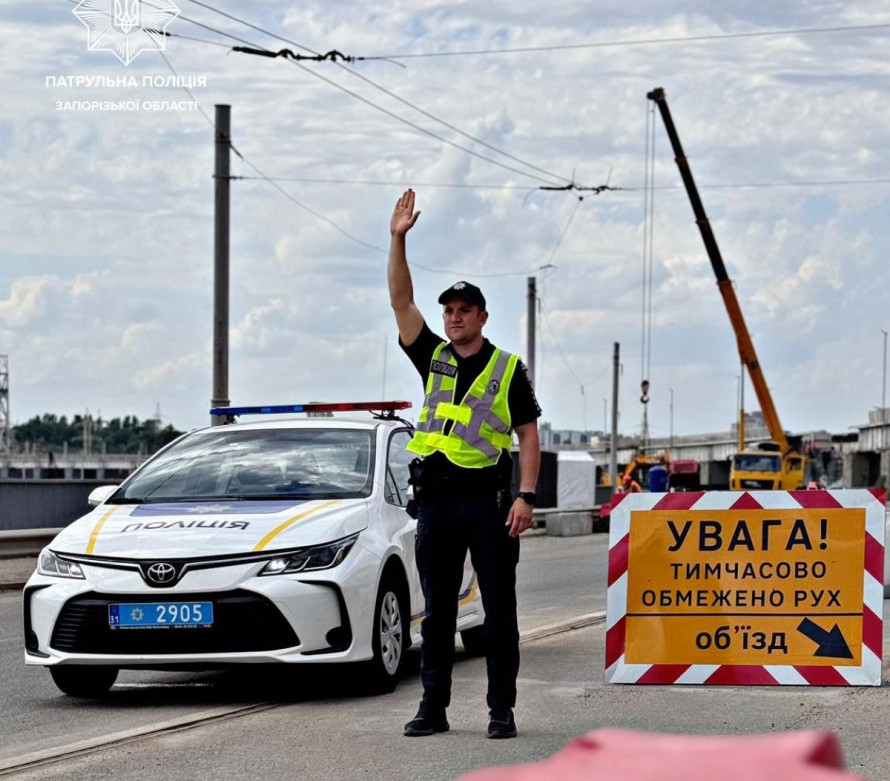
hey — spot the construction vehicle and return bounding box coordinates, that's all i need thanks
[646,88,806,490]
[622,451,670,490]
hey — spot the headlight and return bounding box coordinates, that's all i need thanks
[38,549,85,579]
[259,535,358,576]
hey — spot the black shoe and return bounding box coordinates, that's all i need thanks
[403,702,449,737]
[487,709,517,739]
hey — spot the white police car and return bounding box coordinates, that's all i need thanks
[23,402,484,697]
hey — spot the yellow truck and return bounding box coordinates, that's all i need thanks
[730,448,805,491]
[647,88,806,490]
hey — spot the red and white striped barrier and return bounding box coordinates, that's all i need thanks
[605,490,885,686]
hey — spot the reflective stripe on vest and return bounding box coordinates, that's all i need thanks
[414,343,456,434]
[407,342,518,468]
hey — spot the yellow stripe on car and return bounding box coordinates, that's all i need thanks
[458,573,478,605]
[411,574,479,626]
[86,506,119,554]
[252,500,341,552]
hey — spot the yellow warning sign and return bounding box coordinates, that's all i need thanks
[624,508,866,667]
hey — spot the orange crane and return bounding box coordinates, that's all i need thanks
[646,87,806,490]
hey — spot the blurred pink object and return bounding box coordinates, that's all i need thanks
[455,729,862,781]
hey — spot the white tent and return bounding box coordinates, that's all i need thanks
[556,451,596,509]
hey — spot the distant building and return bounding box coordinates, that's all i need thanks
[538,422,597,450]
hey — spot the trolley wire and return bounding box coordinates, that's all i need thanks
[179,0,576,188]
[363,21,890,61]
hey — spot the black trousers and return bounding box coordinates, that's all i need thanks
[415,489,520,712]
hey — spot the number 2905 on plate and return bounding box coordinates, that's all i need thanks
[108,602,214,629]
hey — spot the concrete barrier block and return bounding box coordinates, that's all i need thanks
[545,512,593,537]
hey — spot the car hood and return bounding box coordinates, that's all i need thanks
[50,498,369,559]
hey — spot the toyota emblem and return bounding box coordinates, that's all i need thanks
[146,562,176,585]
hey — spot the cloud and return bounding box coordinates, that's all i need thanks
[0,276,55,327]
[1,0,889,440]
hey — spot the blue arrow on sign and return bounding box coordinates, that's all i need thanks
[796,618,853,659]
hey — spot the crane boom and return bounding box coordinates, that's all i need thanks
[646,87,791,457]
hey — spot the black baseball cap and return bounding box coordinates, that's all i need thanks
[437,281,486,310]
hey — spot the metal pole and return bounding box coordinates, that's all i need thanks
[527,277,536,387]
[610,342,619,487]
[211,104,231,426]
[882,329,887,422]
[580,385,586,432]
[669,387,674,450]
[739,361,746,449]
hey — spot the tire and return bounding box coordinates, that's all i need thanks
[50,666,118,698]
[460,624,486,657]
[368,574,407,693]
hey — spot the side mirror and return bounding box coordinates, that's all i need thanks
[88,485,119,507]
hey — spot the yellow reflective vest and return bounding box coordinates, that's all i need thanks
[407,341,519,468]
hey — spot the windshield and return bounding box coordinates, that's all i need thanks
[733,453,781,473]
[111,428,374,503]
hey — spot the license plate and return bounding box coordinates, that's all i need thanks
[108,602,214,629]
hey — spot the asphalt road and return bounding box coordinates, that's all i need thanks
[5,618,890,781]
[3,532,889,780]
[0,532,608,771]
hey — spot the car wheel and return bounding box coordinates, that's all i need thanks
[50,666,118,698]
[460,624,486,657]
[368,574,407,693]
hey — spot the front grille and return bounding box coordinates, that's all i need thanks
[50,590,299,655]
[739,479,775,490]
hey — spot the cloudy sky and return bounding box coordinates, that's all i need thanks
[1,0,889,440]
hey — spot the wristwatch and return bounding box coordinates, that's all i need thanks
[517,491,537,506]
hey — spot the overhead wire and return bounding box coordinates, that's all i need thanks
[639,100,658,447]
[408,262,552,278]
[125,3,601,267]
[178,0,574,187]
[640,104,651,385]
[232,175,890,191]
[232,177,540,190]
[363,21,890,60]
[646,106,656,385]
[158,50,387,255]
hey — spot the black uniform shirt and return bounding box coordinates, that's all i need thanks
[400,322,541,484]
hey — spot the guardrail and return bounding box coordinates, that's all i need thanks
[531,506,600,528]
[0,507,604,559]
[0,529,61,560]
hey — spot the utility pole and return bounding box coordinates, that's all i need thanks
[526,276,536,387]
[610,342,619,488]
[669,387,674,450]
[580,384,586,433]
[211,104,231,426]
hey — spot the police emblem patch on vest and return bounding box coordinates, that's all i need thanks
[431,359,458,377]
[487,378,500,395]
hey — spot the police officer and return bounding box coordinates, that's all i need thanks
[388,189,541,739]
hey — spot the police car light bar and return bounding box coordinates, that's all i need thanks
[210,401,412,417]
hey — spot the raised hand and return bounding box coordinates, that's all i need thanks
[390,188,421,236]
